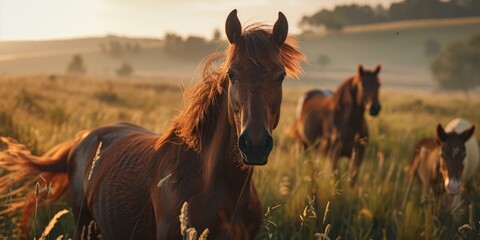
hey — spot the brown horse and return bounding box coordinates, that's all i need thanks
[0,10,305,239]
[412,118,477,201]
[288,65,381,184]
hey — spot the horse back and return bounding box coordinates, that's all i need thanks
[296,89,333,118]
[68,122,159,190]
[291,89,334,144]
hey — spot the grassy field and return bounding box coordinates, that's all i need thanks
[1,75,480,239]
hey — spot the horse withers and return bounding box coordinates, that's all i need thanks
[0,10,306,240]
[288,64,381,184]
[413,118,478,201]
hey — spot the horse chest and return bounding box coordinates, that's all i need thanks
[157,185,260,239]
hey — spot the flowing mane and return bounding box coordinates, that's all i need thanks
[175,24,306,153]
[333,77,357,107]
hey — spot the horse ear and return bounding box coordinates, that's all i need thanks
[436,124,448,143]
[357,64,364,75]
[225,9,242,44]
[460,125,475,142]
[272,12,288,47]
[374,64,381,75]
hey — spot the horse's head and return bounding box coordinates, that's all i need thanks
[354,64,381,116]
[224,10,296,165]
[436,124,475,195]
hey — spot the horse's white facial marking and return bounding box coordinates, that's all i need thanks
[452,146,460,158]
[444,177,462,195]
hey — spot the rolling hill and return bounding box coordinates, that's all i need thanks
[1,17,480,91]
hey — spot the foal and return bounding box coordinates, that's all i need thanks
[413,118,478,200]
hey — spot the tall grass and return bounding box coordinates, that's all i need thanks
[1,76,480,239]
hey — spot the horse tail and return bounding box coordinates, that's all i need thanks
[285,93,307,141]
[0,131,88,237]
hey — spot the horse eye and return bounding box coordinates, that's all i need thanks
[227,72,235,82]
[277,72,286,84]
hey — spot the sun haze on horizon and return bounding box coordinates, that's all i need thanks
[0,0,400,41]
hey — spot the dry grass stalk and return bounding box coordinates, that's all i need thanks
[180,202,189,237]
[80,225,86,240]
[186,228,197,240]
[179,201,208,240]
[38,209,69,240]
[87,220,96,240]
[458,224,472,232]
[323,201,330,225]
[87,141,102,181]
[314,232,331,240]
[157,173,173,188]
[198,229,209,240]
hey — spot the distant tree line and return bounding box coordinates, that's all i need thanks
[66,54,86,75]
[66,54,135,78]
[99,38,142,58]
[430,32,480,94]
[163,31,223,61]
[300,0,480,31]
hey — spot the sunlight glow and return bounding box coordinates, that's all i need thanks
[0,0,400,40]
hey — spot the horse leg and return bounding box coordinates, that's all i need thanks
[327,138,341,173]
[350,136,367,186]
[69,176,100,239]
[71,204,100,240]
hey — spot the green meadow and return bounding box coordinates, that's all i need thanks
[0,75,479,239]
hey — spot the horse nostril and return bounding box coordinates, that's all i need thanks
[238,133,250,154]
[263,135,273,154]
[370,104,381,116]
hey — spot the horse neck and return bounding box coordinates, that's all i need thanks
[332,77,365,123]
[201,83,253,194]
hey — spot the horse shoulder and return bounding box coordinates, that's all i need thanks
[151,144,202,238]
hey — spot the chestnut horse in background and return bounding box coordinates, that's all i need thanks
[412,118,478,201]
[0,10,305,239]
[288,65,381,184]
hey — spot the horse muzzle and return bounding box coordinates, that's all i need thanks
[369,103,381,116]
[238,130,273,165]
[445,178,462,195]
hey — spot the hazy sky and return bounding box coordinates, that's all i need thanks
[0,0,400,41]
